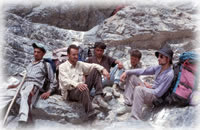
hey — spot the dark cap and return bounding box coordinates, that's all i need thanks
[155,44,173,64]
[32,43,46,53]
[94,42,106,49]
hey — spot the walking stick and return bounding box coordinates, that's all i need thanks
[3,72,27,126]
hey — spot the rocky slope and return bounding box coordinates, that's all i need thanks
[1,1,200,129]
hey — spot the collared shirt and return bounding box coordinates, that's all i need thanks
[59,60,104,100]
[126,65,174,97]
[86,55,116,72]
[24,59,55,93]
[125,61,142,70]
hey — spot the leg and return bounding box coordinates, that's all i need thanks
[85,68,103,95]
[131,86,156,120]
[113,68,124,85]
[85,69,109,109]
[124,75,143,105]
[68,88,93,114]
[102,65,119,87]
[18,84,35,122]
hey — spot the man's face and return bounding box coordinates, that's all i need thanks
[68,48,79,65]
[157,53,169,65]
[94,47,104,58]
[130,56,140,68]
[34,48,45,62]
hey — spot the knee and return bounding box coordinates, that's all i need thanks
[91,68,101,76]
[129,75,138,81]
[81,89,90,97]
[20,91,29,99]
[134,86,143,96]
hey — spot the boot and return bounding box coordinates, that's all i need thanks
[93,95,109,109]
[112,84,120,98]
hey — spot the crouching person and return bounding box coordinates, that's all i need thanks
[120,44,174,120]
[58,44,110,118]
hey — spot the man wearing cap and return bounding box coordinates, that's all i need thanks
[120,44,174,120]
[4,43,56,126]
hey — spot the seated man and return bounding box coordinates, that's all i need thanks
[58,44,110,118]
[86,42,123,88]
[120,44,174,120]
[2,43,56,126]
[119,49,142,90]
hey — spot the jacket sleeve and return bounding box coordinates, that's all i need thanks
[126,66,158,76]
[152,71,174,97]
[80,61,104,75]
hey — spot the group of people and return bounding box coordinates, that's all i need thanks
[3,41,175,127]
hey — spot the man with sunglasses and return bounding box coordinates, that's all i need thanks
[120,44,174,120]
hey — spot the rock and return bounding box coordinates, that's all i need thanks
[151,105,200,127]
[2,1,200,128]
[96,4,197,49]
[32,95,87,124]
[4,3,113,31]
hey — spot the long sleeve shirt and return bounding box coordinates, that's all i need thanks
[86,55,116,73]
[59,60,104,100]
[25,59,56,93]
[126,65,174,97]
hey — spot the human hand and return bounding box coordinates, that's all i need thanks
[120,72,127,82]
[7,83,19,89]
[102,69,110,80]
[117,62,123,69]
[144,82,152,88]
[77,83,88,92]
[40,91,51,99]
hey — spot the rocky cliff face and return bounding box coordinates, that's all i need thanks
[1,1,200,129]
[2,1,198,76]
[97,3,197,49]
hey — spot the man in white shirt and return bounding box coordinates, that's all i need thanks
[59,44,110,118]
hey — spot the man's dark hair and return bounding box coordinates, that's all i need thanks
[130,49,142,59]
[94,42,106,49]
[67,44,79,54]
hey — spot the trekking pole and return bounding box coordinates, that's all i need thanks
[3,71,27,127]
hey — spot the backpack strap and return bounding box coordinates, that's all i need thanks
[179,82,193,90]
[43,60,48,80]
[42,60,50,92]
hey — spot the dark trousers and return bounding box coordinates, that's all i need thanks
[68,69,103,114]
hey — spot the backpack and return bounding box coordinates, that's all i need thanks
[41,59,60,94]
[43,58,56,73]
[153,51,198,107]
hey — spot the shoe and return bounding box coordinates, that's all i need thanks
[88,109,100,118]
[18,121,28,128]
[116,105,131,116]
[93,95,109,109]
[112,84,120,98]
[92,102,100,109]
[113,89,120,98]
[119,82,125,90]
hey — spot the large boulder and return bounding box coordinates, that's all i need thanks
[3,3,114,31]
[96,4,197,49]
[32,95,87,124]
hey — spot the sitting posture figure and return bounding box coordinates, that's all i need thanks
[120,44,174,120]
[59,44,110,118]
[86,42,124,98]
[2,43,56,126]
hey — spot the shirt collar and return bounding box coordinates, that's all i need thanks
[31,59,44,65]
[66,60,76,68]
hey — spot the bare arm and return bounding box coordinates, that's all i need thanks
[115,60,123,69]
